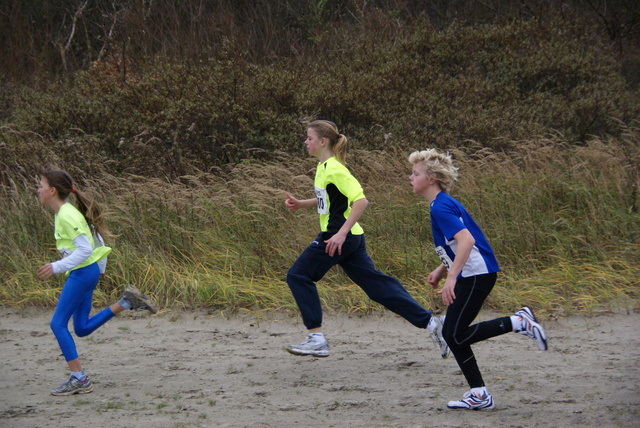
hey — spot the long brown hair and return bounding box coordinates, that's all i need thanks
[307,120,348,164]
[40,170,110,240]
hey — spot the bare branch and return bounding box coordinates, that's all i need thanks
[64,0,88,52]
[53,0,89,74]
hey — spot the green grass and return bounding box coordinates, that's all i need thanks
[1,133,638,317]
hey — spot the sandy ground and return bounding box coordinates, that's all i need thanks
[1,306,638,428]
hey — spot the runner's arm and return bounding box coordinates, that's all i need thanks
[50,234,93,274]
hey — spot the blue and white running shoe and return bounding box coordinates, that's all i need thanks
[515,306,548,351]
[447,390,495,410]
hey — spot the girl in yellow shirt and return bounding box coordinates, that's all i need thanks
[284,121,447,358]
[37,170,157,396]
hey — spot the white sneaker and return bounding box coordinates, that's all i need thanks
[515,306,548,351]
[286,334,330,358]
[447,390,495,410]
[429,315,450,358]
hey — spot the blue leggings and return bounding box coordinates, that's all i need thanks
[287,232,432,330]
[50,263,115,362]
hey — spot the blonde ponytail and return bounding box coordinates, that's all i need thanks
[308,120,348,164]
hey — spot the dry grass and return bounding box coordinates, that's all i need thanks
[1,133,638,317]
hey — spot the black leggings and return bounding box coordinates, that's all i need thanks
[442,273,513,388]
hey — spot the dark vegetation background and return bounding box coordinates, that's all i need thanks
[1,0,638,314]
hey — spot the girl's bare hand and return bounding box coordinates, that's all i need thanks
[284,192,299,212]
[36,263,54,280]
[324,233,346,257]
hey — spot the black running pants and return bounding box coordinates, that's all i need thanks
[442,273,513,388]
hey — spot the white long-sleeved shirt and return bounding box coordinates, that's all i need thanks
[51,233,108,274]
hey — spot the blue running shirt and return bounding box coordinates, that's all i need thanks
[430,192,500,278]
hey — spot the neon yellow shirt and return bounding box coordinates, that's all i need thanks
[54,203,112,272]
[314,156,365,235]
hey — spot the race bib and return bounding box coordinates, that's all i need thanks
[435,246,453,270]
[315,187,328,214]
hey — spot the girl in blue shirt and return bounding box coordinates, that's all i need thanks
[408,149,548,410]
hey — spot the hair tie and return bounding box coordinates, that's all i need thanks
[71,189,76,193]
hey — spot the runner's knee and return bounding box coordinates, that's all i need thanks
[74,326,91,337]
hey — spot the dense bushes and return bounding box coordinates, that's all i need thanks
[2,13,638,179]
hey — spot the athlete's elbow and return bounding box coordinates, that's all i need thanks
[356,198,369,209]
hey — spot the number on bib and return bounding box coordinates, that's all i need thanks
[315,187,328,214]
[435,246,453,270]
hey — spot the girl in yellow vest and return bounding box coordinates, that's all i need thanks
[37,170,157,396]
[284,121,448,358]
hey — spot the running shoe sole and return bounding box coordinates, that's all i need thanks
[123,284,158,314]
[51,385,94,396]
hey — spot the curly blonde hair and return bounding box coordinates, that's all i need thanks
[408,149,459,193]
